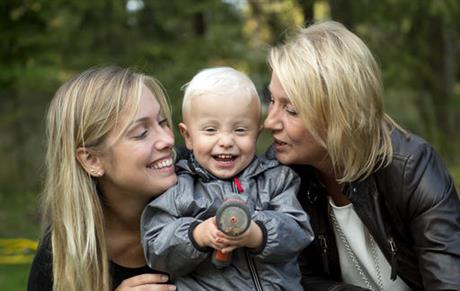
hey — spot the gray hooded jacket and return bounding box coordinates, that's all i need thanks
[141,155,313,290]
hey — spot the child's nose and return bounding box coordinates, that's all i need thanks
[218,133,234,148]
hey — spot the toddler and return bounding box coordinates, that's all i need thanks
[141,67,313,290]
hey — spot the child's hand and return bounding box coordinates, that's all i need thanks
[217,221,263,253]
[192,217,227,250]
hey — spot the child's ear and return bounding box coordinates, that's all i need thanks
[76,147,104,177]
[179,122,193,150]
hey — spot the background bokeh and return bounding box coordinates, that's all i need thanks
[1,0,459,289]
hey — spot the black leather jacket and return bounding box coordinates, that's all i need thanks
[292,130,460,291]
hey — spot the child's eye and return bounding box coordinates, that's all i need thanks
[235,128,247,133]
[204,127,217,133]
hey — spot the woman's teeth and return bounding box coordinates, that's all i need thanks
[150,158,173,169]
[275,140,287,145]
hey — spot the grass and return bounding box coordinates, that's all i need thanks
[0,264,31,290]
[0,191,40,291]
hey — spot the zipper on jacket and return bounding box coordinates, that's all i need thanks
[245,251,264,291]
[388,237,397,280]
[232,177,263,291]
[318,234,330,275]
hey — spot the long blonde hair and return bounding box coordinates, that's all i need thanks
[42,66,171,291]
[269,21,401,183]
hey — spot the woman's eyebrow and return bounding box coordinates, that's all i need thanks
[125,117,150,133]
[130,117,149,126]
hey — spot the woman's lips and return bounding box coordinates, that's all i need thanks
[273,138,289,151]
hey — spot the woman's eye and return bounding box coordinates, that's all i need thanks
[135,130,148,139]
[285,104,298,116]
[158,118,169,127]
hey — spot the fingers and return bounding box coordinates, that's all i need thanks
[220,245,238,254]
[115,274,176,291]
[135,284,176,291]
[122,273,169,286]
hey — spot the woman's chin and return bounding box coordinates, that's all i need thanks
[275,152,293,165]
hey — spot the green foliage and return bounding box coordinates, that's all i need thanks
[0,191,40,238]
[343,0,460,161]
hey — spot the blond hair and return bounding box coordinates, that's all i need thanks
[42,66,171,291]
[182,66,261,121]
[269,21,401,182]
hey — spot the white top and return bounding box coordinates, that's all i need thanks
[329,197,412,291]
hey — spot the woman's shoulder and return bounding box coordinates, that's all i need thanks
[390,129,436,163]
[379,129,456,212]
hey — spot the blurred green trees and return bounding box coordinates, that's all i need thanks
[1,2,459,289]
[0,0,459,197]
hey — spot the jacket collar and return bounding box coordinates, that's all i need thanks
[175,152,279,182]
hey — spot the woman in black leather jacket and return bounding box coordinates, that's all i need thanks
[263,20,460,291]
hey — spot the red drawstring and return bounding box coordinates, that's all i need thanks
[233,177,244,193]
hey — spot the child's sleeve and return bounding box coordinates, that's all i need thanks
[140,175,210,276]
[250,166,314,263]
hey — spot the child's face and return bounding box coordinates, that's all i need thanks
[180,93,260,179]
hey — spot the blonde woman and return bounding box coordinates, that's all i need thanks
[28,66,177,291]
[264,21,460,290]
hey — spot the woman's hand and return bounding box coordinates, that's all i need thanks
[115,274,176,291]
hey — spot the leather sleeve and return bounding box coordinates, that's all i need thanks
[401,142,460,290]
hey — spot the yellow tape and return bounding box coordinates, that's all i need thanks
[0,238,38,264]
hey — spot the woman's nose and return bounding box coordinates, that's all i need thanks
[154,126,175,150]
[264,106,282,131]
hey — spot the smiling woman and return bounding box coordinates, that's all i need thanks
[27,66,177,291]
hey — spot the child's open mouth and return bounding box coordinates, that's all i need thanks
[213,154,237,162]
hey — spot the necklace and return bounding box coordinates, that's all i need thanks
[329,208,384,291]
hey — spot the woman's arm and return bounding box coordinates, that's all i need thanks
[401,143,460,290]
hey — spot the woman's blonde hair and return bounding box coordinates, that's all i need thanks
[42,66,172,291]
[269,21,401,182]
